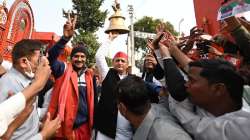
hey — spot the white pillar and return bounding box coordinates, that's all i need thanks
[128,4,135,73]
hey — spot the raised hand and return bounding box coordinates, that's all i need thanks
[152,33,164,50]
[108,31,119,41]
[63,11,77,38]
[156,22,166,34]
[152,23,178,50]
[158,31,177,51]
[146,38,155,52]
[162,31,176,43]
[40,113,61,140]
[151,23,166,49]
[190,26,204,37]
[33,56,51,91]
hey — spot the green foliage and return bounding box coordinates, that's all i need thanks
[105,57,112,67]
[64,0,107,66]
[70,0,107,32]
[134,16,178,53]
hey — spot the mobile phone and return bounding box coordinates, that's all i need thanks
[38,46,45,64]
[152,33,164,49]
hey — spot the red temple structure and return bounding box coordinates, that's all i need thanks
[0,0,59,61]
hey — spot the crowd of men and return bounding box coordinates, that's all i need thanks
[0,10,249,140]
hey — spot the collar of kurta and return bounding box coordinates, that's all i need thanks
[9,67,31,88]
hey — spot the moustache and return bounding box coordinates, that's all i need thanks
[74,61,84,63]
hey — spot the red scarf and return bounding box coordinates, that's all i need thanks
[48,64,94,139]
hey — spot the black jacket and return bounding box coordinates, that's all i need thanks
[163,59,188,101]
[94,68,121,138]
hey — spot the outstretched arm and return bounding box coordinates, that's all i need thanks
[48,13,77,78]
[95,32,118,80]
[0,57,51,137]
[150,29,189,101]
[159,43,189,101]
[48,37,70,78]
[224,17,250,63]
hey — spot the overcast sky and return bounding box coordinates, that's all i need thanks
[4,0,196,35]
[4,0,250,68]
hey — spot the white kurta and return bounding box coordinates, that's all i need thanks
[0,92,25,136]
[95,39,111,81]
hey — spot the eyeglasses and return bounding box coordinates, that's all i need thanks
[114,58,126,63]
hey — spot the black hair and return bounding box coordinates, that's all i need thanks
[116,75,150,115]
[12,39,43,64]
[189,59,244,109]
[70,45,88,58]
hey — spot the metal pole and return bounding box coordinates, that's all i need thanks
[128,4,135,72]
[178,18,184,36]
[126,33,131,65]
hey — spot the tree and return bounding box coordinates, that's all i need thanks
[64,0,107,65]
[134,16,178,53]
[70,0,107,32]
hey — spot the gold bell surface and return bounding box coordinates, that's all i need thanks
[105,1,129,34]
